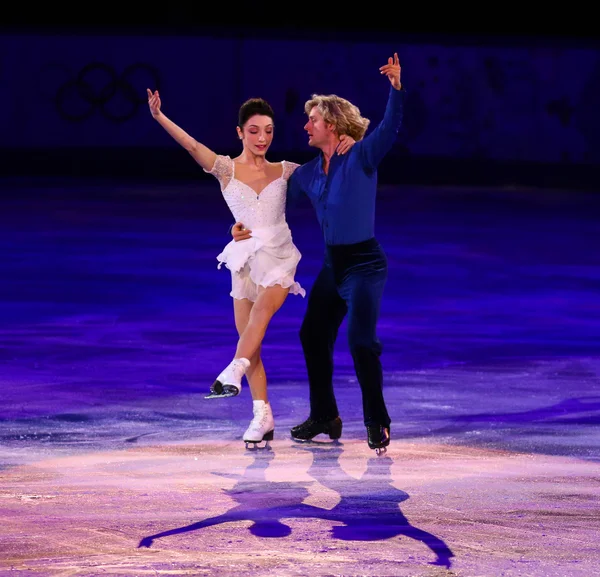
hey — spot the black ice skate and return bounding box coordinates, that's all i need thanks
[367,424,390,455]
[290,416,342,442]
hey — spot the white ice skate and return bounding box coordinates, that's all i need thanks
[205,357,250,399]
[243,400,274,448]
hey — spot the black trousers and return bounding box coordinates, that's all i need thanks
[299,237,390,428]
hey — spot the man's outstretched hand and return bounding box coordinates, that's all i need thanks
[379,53,402,90]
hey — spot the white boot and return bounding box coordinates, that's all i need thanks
[243,400,275,445]
[205,357,250,399]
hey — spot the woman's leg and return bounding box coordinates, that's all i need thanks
[232,289,288,444]
[233,297,267,401]
[207,284,289,399]
[232,297,274,444]
[234,284,289,363]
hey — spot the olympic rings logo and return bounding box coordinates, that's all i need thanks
[40,62,161,123]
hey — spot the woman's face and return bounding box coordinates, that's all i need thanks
[238,114,274,156]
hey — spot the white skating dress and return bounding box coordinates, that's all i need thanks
[204,155,306,302]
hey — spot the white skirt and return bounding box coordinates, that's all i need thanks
[217,222,306,302]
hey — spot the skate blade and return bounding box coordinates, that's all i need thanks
[204,382,240,399]
[244,440,272,450]
[244,429,274,449]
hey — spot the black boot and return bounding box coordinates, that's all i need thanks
[290,416,342,441]
[367,424,390,454]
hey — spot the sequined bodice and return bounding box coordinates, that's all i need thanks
[205,155,300,229]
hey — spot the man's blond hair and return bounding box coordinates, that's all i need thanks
[304,94,370,141]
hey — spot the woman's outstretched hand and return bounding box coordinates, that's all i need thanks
[147,88,162,118]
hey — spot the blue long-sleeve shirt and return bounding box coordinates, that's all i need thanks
[287,86,405,246]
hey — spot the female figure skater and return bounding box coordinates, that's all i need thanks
[147,89,355,446]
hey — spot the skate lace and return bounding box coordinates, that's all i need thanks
[249,408,269,431]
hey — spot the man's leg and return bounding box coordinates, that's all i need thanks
[340,252,390,445]
[292,263,347,439]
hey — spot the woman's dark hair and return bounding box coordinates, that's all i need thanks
[238,98,275,128]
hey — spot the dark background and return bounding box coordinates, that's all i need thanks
[1,18,598,190]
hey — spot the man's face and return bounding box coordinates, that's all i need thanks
[304,106,331,149]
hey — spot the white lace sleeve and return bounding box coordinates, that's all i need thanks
[282,160,301,181]
[204,155,233,190]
